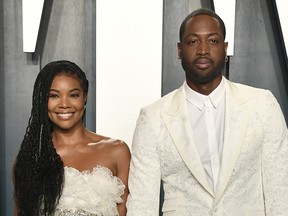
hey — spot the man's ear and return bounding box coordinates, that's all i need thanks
[224,41,228,53]
[177,42,182,59]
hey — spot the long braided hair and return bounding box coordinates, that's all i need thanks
[14,60,89,215]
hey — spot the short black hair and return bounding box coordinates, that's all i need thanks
[179,8,226,42]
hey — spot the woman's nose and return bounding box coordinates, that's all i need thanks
[59,96,71,108]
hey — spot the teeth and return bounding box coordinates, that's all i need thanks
[58,113,72,118]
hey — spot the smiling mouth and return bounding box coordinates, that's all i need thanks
[57,113,73,119]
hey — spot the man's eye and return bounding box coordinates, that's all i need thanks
[209,39,218,44]
[188,40,198,45]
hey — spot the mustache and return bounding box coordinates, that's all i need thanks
[193,57,213,64]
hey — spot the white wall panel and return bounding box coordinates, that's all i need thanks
[275,0,288,57]
[22,0,44,52]
[214,0,236,56]
[96,0,163,146]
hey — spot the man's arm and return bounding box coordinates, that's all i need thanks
[127,108,162,216]
[262,91,288,215]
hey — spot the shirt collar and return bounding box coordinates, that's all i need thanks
[184,77,226,111]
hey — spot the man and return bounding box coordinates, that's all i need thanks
[127,8,288,216]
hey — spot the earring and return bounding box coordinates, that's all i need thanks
[225,56,228,62]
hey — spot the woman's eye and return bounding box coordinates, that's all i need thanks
[71,93,80,98]
[49,94,58,98]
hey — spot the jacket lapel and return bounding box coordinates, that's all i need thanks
[161,86,214,197]
[215,78,249,201]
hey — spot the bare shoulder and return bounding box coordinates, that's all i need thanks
[88,136,131,173]
[101,139,131,166]
[104,138,131,158]
[86,131,130,156]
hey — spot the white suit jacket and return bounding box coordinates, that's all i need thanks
[127,77,288,216]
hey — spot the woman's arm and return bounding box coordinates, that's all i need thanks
[114,141,131,216]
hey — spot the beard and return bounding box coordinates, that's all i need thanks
[181,57,225,84]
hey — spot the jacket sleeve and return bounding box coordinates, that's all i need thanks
[262,90,288,215]
[126,107,162,216]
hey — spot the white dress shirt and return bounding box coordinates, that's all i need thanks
[184,78,225,191]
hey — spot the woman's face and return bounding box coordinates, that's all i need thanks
[48,74,87,131]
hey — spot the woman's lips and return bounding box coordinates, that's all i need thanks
[57,113,73,120]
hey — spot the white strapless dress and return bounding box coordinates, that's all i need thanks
[54,166,125,216]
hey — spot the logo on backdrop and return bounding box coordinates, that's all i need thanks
[23,0,288,57]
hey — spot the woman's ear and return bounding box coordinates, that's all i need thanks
[84,94,88,105]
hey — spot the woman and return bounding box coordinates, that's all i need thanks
[13,60,130,216]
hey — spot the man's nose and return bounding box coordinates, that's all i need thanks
[197,41,209,55]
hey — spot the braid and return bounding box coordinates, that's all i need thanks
[14,60,89,215]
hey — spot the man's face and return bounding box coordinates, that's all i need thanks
[177,15,228,85]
